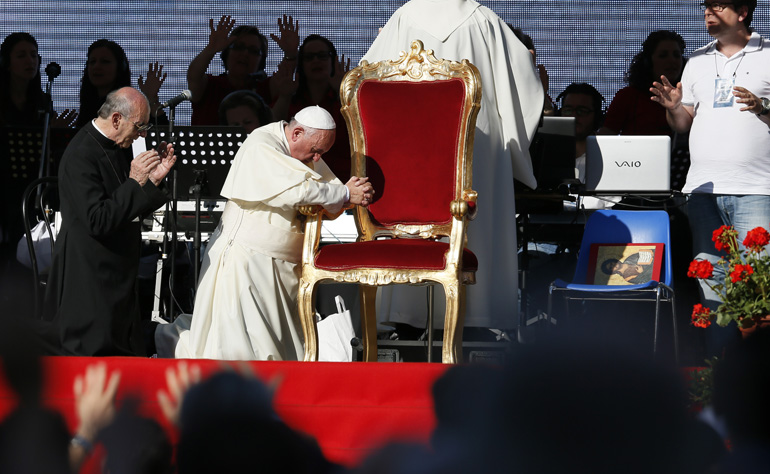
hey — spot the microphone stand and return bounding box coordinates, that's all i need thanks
[37,63,61,182]
[159,106,179,321]
[189,170,209,287]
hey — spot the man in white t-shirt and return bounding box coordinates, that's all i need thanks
[651,0,770,355]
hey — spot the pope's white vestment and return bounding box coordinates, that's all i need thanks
[362,0,543,330]
[161,121,346,360]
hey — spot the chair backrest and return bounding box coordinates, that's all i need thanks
[572,210,673,286]
[340,40,481,240]
[21,176,59,318]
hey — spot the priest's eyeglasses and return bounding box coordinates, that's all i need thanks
[699,2,734,12]
[122,115,153,132]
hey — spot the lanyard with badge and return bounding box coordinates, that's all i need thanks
[713,52,745,108]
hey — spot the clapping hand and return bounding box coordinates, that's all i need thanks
[331,54,351,91]
[149,141,177,186]
[270,14,300,57]
[208,15,236,52]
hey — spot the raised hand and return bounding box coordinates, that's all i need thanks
[157,361,202,427]
[73,363,121,442]
[138,62,168,107]
[51,108,78,128]
[537,64,549,93]
[650,75,683,111]
[272,60,299,98]
[330,53,351,91]
[270,14,300,57]
[208,15,236,52]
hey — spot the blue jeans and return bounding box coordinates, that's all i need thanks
[687,193,770,356]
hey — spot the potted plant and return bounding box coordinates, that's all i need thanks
[687,225,770,334]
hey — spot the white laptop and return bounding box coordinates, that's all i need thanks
[584,136,671,193]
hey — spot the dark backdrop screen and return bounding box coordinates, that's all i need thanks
[3,0,769,124]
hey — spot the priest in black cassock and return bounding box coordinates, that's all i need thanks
[43,87,176,356]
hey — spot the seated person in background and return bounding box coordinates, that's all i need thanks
[599,30,686,136]
[557,82,617,210]
[157,106,373,360]
[218,90,273,133]
[188,16,272,125]
[76,39,168,128]
[508,25,555,115]
[271,34,352,181]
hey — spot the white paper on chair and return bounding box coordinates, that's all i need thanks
[317,295,355,362]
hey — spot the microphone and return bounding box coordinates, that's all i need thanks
[161,90,192,108]
[45,62,61,81]
[249,71,268,82]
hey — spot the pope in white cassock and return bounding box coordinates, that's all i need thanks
[363,0,543,332]
[158,106,374,360]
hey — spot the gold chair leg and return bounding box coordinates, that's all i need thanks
[442,282,465,364]
[298,279,318,361]
[359,285,379,362]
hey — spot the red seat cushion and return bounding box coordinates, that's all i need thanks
[314,239,478,272]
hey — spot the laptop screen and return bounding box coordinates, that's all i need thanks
[528,116,577,191]
[584,136,671,193]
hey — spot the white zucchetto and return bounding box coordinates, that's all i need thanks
[294,106,336,130]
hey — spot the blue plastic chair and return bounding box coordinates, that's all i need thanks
[547,210,679,363]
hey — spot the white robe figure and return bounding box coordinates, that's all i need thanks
[160,121,346,360]
[362,0,543,330]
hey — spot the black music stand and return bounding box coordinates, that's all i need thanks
[146,126,246,200]
[144,126,247,320]
[1,128,74,244]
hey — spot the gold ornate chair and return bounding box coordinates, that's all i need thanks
[298,40,482,363]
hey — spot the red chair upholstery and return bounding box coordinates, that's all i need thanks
[298,40,481,363]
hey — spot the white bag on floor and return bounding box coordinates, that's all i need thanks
[317,295,355,362]
[16,220,56,274]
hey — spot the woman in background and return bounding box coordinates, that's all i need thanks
[0,32,75,257]
[0,32,52,127]
[271,34,350,181]
[600,30,686,136]
[76,39,167,127]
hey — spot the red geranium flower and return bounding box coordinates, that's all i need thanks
[712,225,734,252]
[743,227,770,253]
[687,259,714,279]
[730,264,754,284]
[691,304,712,328]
